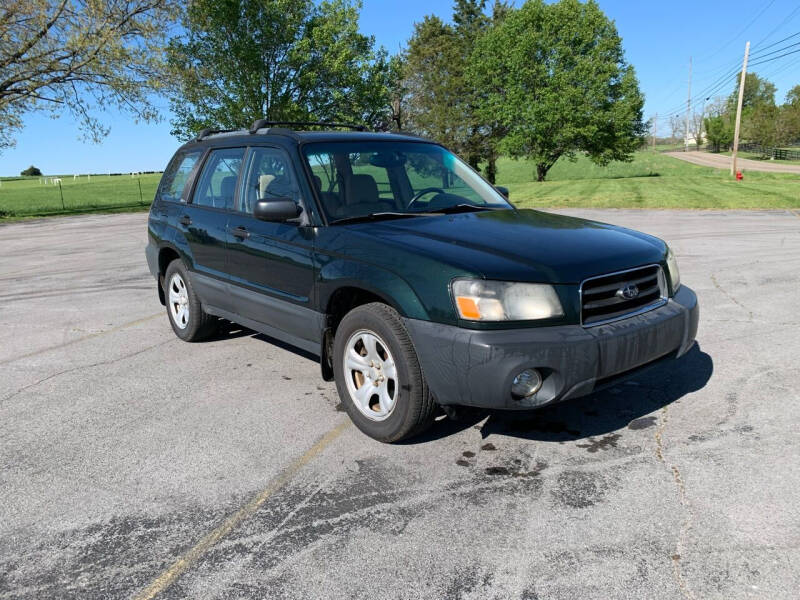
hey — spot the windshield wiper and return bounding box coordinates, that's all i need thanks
[436,204,506,214]
[329,212,431,226]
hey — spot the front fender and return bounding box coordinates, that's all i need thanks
[317,258,430,321]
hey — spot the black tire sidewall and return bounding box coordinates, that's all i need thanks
[163,260,207,342]
[333,304,427,442]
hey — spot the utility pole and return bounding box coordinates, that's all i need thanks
[652,113,658,150]
[731,41,750,177]
[698,98,706,150]
[684,57,692,152]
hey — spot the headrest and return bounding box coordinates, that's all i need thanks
[258,174,275,199]
[220,176,236,202]
[346,174,379,205]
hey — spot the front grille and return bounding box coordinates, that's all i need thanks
[580,265,666,326]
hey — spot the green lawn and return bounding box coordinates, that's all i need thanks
[2,149,799,221]
[496,151,800,209]
[0,174,161,219]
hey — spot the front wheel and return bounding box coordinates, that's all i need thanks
[333,303,436,442]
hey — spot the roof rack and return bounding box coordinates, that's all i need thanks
[249,120,366,134]
[195,128,244,141]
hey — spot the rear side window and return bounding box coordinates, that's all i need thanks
[157,150,202,203]
[192,147,245,210]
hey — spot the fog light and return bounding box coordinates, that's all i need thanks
[511,369,542,398]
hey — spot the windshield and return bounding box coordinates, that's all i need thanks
[302,141,512,222]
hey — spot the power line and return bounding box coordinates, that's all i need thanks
[651,17,800,122]
[749,40,800,62]
[657,62,742,118]
[694,0,777,64]
[751,5,800,49]
[749,45,800,68]
[759,54,800,80]
[655,36,800,120]
[751,30,800,56]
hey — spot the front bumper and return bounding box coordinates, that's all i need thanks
[404,285,699,410]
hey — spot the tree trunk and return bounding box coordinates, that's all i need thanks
[486,156,497,184]
[536,163,549,182]
[484,146,498,184]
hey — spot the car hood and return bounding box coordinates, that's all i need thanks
[342,208,667,284]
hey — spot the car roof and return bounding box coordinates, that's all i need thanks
[178,129,434,152]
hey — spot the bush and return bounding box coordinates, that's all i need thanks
[20,165,42,176]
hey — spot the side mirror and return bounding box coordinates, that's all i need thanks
[253,198,302,222]
[495,185,510,199]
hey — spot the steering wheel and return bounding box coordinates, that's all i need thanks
[407,187,445,209]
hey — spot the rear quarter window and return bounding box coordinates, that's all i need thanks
[157,150,202,203]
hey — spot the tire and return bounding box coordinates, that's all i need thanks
[163,260,217,342]
[333,302,436,442]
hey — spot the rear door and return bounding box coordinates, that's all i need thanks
[180,146,245,309]
[225,146,318,346]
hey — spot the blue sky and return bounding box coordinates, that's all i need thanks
[3,0,799,176]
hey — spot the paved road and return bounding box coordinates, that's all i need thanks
[665,150,800,174]
[1,210,799,599]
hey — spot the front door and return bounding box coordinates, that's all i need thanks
[179,146,245,310]
[225,146,318,346]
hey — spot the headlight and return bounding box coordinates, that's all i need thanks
[452,279,564,321]
[666,247,681,294]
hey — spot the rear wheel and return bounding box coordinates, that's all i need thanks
[333,303,436,442]
[164,260,217,342]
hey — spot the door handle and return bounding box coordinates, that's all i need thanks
[230,226,249,239]
[179,215,191,226]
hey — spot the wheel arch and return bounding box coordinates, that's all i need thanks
[156,244,184,305]
[317,264,429,381]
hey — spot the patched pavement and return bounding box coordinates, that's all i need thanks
[1,210,798,599]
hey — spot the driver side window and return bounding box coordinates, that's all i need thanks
[239,147,300,214]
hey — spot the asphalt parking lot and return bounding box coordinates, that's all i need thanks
[1,209,799,599]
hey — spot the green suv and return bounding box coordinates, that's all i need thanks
[146,121,698,442]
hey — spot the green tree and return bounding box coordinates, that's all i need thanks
[775,104,800,147]
[402,1,509,182]
[0,1,178,152]
[704,115,733,153]
[783,85,800,145]
[20,165,42,177]
[727,72,776,113]
[402,16,463,148]
[470,0,645,181]
[167,0,392,138]
[787,85,800,107]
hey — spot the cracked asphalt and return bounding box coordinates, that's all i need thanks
[1,209,798,599]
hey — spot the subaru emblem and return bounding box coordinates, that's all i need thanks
[618,283,639,300]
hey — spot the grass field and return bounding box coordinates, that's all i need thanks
[1,149,799,221]
[496,151,800,209]
[0,174,161,219]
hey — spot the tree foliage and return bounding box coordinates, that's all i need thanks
[0,0,178,152]
[727,72,776,112]
[401,1,509,182]
[166,0,393,139]
[470,0,645,181]
[704,115,733,152]
[712,73,800,151]
[20,165,42,176]
[787,85,800,107]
